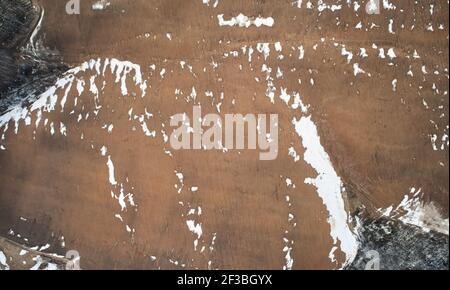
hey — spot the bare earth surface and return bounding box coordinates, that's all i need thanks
[0,0,448,269]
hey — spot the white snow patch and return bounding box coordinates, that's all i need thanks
[0,251,9,270]
[379,188,449,235]
[92,0,110,10]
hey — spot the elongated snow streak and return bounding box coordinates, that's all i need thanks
[293,116,358,266]
[283,246,293,270]
[218,14,274,28]
[106,156,117,186]
[29,7,45,53]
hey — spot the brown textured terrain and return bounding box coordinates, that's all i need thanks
[0,0,448,269]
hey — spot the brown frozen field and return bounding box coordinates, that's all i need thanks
[0,0,448,270]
